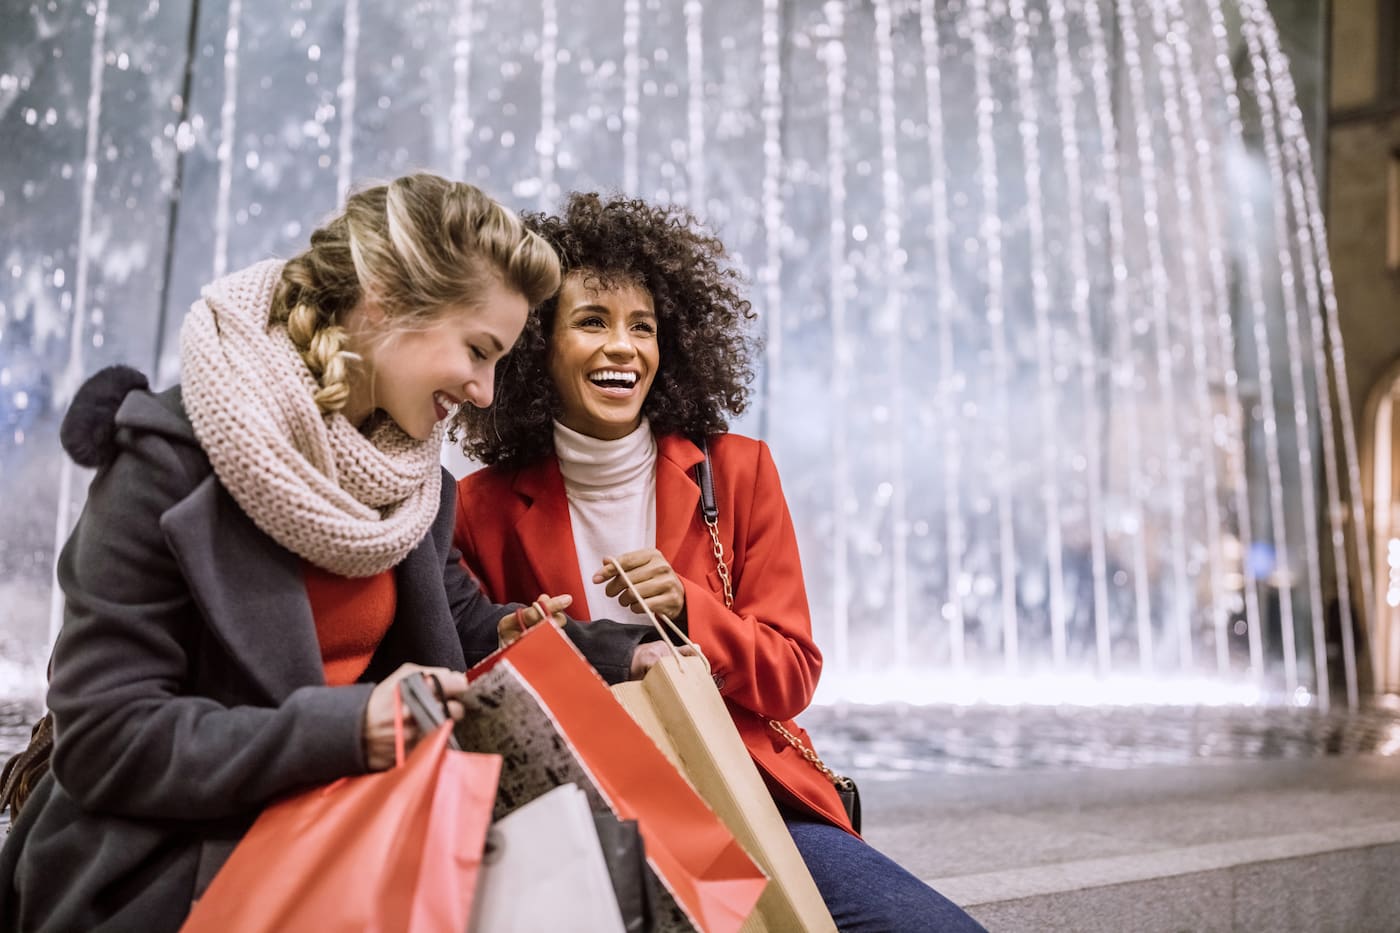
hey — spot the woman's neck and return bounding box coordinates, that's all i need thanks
[553,418,656,492]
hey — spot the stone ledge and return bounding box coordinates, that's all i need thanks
[929,825,1400,933]
[929,819,1400,906]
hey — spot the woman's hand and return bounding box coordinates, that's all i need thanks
[496,592,573,647]
[362,663,469,772]
[595,549,686,621]
[628,641,701,679]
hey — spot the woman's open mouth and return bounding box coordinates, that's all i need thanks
[433,390,462,421]
[587,369,640,398]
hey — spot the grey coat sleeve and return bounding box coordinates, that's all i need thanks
[47,429,372,822]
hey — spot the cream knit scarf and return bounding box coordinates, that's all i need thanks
[180,259,443,578]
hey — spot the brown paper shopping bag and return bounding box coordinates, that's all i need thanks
[607,562,836,933]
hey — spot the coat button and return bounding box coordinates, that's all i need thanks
[712,674,726,691]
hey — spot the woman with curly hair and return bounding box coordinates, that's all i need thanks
[452,192,986,932]
[0,175,656,932]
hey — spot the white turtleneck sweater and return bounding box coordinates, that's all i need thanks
[553,418,657,619]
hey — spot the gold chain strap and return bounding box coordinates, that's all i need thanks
[766,716,855,790]
[703,502,851,791]
[704,516,735,608]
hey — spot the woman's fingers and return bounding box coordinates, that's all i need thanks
[593,549,662,584]
[603,560,671,599]
[615,576,669,600]
[498,593,571,646]
[534,593,571,628]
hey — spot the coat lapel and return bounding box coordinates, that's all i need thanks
[159,475,325,703]
[512,458,591,615]
[655,435,705,563]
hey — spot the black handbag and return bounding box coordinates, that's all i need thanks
[692,440,862,834]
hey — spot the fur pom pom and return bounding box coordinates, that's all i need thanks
[60,365,150,468]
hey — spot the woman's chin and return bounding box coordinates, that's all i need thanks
[574,410,643,440]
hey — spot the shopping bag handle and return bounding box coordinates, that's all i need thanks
[604,557,711,674]
[393,686,406,768]
[390,674,464,768]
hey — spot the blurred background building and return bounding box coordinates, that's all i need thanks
[0,0,1396,714]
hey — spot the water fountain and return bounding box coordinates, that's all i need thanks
[0,0,1362,710]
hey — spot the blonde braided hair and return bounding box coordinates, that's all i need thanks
[269,173,561,415]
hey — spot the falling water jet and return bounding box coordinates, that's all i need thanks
[213,0,243,279]
[1085,0,1154,671]
[538,0,558,208]
[1239,0,1327,707]
[1116,0,1193,670]
[622,0,640,195]
[1206,0,1300,693]
[873,0,909,664]
[759,0,783,411]
[1009,0,1069,669]
[918,0,966,671]
[684,0,705,211]
[48,0,111,649]
[1149,0,1230,677]
[1251,1,1364,708]
[336,0,360,201]
[822,0,851,672]
[449,0,474,181]
[1048,0,1112,674]
[968,0,1018,674]
[1166,0,1264,681]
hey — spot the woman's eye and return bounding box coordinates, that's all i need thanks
[578,316,605,328]
[633,322,656,335]
[470,345,488,361]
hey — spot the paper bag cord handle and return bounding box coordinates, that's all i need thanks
[604,557,710,674]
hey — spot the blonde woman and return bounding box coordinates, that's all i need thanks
[0,174,652,931]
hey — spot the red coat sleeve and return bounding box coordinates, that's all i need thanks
[680,440,821,721]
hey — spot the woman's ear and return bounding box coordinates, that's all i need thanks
[341,298,387,342]
[359,299,387,327]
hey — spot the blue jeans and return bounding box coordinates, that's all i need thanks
[785,817,988,933]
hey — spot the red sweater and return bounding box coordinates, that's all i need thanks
[302,562,397,686]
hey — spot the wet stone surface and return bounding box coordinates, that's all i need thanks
[800,703,1400,777]
[2,701,1398,778]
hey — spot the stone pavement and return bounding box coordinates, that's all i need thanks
[859,756,1400,931]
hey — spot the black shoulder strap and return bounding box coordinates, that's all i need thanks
[691,438,718,524]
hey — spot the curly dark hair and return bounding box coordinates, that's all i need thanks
[451,192,758,467]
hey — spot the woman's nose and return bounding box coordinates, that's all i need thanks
[604,325,636,356]
[463,369,494,409]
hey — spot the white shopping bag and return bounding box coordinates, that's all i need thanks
[467,783,627,933]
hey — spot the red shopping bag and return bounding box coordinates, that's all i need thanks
[456,622,768,933]
[182,710,500,933]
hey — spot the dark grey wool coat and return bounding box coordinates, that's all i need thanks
[0,376,650,932]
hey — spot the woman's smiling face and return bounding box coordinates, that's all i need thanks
[546,272,659,440]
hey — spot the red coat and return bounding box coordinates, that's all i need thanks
[454,432,856,834]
